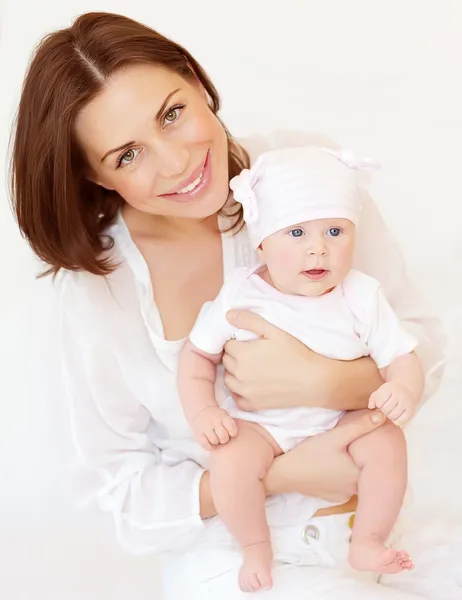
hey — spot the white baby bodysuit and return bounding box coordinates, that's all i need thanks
[190,266,417,452]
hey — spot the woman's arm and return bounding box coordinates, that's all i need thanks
[352,187,445,402]
[60,277,208,555]
[311,354,383,411]
[200,409,386,517]
[223,310,383,412]
[63,337,208,554]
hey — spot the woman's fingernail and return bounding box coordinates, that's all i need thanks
[227,310,238,322]
[371,411,385,424]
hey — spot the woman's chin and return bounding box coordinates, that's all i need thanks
[175,183,230,220]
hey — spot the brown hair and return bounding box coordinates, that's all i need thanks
[11,12,248,277]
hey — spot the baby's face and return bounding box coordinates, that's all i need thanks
[258,218,356,297]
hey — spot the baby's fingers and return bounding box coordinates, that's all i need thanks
[203,428,219,447]
[198,433,213,451]
[380,397,399,417]
[223,416,238,438]
[387,404,407,422]
[214,422,230,445]
[394,409,412,427]
[368,386,392,409]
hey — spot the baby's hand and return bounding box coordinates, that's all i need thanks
[192,407,238,450]
[368,382,418,426]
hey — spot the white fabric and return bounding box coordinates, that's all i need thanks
[163,512,429,600]
[190,266,416,451]
[229,146,374,248]
[56,130,445,560]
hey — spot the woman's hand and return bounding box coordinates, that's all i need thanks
[264,409,386,503]
[223,310,383,412]
[223,309,324,409]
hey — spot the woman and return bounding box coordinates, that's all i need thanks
[11,12,443,599]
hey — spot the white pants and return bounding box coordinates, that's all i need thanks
[162,512,429,600]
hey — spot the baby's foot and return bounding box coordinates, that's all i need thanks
[349,536,414,574]
[238,541,273,593]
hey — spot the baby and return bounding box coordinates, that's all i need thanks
[178,146,424,593]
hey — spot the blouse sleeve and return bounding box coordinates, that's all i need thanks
[58,273,206,555]
[242,129,446,400]
[352,187,445,400]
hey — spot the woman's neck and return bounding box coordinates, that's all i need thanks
[122,204,220,242]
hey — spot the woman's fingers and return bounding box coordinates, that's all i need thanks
[332,409,386,449]
[226,309,281,340]
[222,352,237,375]
[224,372,245,398]
[224,372,254,411]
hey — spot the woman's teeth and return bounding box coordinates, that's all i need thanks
[177,170,204,194]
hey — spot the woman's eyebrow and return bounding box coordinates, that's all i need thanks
[155,88,181,122]
[100,88,181,163]
[101,141,136,163]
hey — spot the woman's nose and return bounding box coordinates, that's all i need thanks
[155,142,190,179]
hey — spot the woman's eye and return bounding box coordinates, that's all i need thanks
[289,228,304,238]
[163,104,185,126]
[327,227,342,237]
[117,147,141,168]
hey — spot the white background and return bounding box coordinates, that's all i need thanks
[0,1,461,599]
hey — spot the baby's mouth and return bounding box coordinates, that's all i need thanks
[302,269,329,281]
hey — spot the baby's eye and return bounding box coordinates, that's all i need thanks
[327,227,342,237]
[289,228,304,238]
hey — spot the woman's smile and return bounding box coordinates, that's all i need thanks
[159,149,212,203]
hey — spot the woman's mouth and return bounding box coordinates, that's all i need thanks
[160,150,211,203]
[302,269,329,281]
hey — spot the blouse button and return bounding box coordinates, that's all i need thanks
[301,524,320,544]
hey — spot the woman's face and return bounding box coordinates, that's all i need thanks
[75,63,229,221]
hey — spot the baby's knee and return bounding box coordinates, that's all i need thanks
[211,455,269,485]
[349,420,406,463]
[373,420,407,451]
[210,430,273,480]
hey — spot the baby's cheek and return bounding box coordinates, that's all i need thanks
[273,246,299,267]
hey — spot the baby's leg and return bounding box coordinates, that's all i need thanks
[344,411,412,574]
[209,419,282,593]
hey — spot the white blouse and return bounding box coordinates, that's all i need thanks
[58,132,445,555]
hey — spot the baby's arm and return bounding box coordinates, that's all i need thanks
[345,271,424,427]
[179,342,237,451]
[179,271,252,448]
[369,352,425,426]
